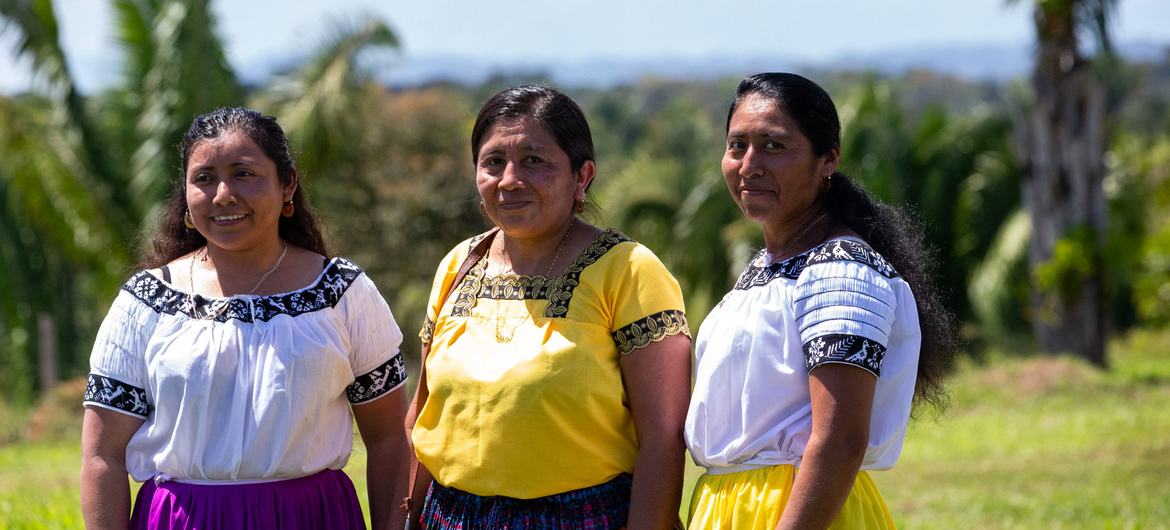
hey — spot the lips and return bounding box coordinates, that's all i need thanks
[498,201,531,211]
[210,213,248,224]
[740,187,775,195]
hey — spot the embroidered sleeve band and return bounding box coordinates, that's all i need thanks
[84,374,153,418]
[347,353,409,404]
[612,310,690,355]
[803,334,886,377]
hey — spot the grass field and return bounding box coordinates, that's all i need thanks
[2,330,1168,529]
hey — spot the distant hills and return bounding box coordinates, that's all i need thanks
[375,40,1170,88]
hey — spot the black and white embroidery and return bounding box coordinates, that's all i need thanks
[803,334,886,376]
[449,229,631,318]
[84,374,152,418]
[733,239,900,290]
[346,354,408,404]
[612,310,690,355]
[419,315,435,347]
[122,258,363,322]
[804,240,899,278]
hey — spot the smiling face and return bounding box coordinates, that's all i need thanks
[184,130,296,253]
[475,118,594,240]
[722,93,838,229]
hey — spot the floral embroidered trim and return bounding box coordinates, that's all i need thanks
[479,274,558,300]
[733,239,900,290]
[803,333,886,377]
[448,229,632,318]
[612,310,690,355]
[346,353,409,404]
[545,229,630,317]
[84,374,152,418]
[419,315,435,347]
[121,258,364,322]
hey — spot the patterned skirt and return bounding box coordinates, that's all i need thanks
[421,474,632,530]
[129,469,365,530]
[688,464,895,530]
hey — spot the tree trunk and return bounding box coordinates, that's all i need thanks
[37,312,58,394]
[1023,2,1108,366]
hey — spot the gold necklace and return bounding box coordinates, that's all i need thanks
[767,212,827,264]
[493,219,575,343]
[188,241,289,320]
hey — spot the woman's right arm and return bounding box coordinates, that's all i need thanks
[81,407,144,530]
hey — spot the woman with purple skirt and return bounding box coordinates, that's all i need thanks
[80,107,412,530]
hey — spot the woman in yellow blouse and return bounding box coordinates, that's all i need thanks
[405,85,692,529]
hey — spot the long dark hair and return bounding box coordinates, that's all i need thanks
[471,85,596,190]
[729,73,957,411]
[139,107,328,268]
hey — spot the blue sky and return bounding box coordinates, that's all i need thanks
[3,0,1170,93]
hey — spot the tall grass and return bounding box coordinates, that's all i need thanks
[2,330,1168,529]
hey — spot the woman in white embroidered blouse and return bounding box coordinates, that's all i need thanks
[80,108,411,530]
[683,74,957,530]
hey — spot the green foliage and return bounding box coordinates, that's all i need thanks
[1033,225,1098,302]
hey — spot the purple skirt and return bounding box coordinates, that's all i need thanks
[129,469,365,530]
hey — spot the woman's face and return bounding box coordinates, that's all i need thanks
[722,93,838,228]
[185,130,295,253]
[475,118,594,240]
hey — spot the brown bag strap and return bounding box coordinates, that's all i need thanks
[402,228,497,522]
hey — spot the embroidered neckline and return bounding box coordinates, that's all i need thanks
[448,228,632,317]
[733,238,900,290]
[122,257,364,322]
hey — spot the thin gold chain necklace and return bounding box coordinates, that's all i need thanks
[492,218,575,342]
[188,241,288,320]
[766,212,827,264]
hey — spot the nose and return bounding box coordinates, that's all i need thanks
[498,160,524,191]
[212,179,237,205]
[740,145,764,179]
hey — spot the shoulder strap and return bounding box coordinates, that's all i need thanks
[402,228,497,522]
[160,265,171,283]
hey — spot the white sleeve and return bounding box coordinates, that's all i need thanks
[793,260,897,377]
[83,289,156,419]
[342,272,407,405]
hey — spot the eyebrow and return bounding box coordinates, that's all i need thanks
[189,159,260,172]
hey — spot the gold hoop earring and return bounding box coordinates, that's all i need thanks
[184,210,196,229]
[575,200,585,214]
[282,201,294,217]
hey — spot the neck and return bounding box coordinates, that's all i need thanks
[497,215,576,275]
[201,237,287,293]
[763,207,830,260]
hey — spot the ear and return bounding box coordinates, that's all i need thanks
[575,160,596,202]
[818,147,840,180]
[283,169,299,202]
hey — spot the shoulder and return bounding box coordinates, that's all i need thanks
[801,238,900,279]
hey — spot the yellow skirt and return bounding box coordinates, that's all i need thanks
[687,465,895,530]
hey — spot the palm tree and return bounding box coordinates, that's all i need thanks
[1019,0,1117,366]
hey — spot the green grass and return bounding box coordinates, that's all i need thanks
[3,329,1169,528]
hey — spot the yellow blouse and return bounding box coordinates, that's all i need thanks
[412,229,689,499]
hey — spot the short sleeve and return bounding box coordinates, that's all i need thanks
[609,243,690,355]
[343,273,408,405]
[793,259,898,377]
[83,289,157,419]
[418,242,466,349]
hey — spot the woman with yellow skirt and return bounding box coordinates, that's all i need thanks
[683,73,957,530]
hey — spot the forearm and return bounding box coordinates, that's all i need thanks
[626,437,685,530]
[365,434,411,530]
[775,438,865,530]
[80,456,131,530]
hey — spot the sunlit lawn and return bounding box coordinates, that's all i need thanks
[3,330,1168,529]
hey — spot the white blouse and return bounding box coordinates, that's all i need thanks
[685,238,921,474]
[82,258,407,484]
